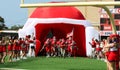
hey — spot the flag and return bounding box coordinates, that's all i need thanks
[66,28,74,38]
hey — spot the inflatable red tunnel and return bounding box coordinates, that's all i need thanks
[35,23,86,57]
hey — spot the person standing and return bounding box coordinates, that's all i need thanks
[41,38,51,58]
[70,40,77,57]
[29,37,36,57]
[94,39,102,60]
[56,39,62,57]
[89,38,96,58]
[103,37,112,70]
[1,38,7,63]
[20,38,27,59]
[7,39,13,62]
[107,36,119,70]
[12,39,19,61]
[60,38,66,58]
[66,36,72,57]
[51,36,57,57]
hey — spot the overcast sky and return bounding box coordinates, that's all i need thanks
[0,0,80,27]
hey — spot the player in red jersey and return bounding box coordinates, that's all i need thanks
[70,40,78,57]
[51,36,57,57]
[56,39,62,57]
[66,36,72,57]
[99,41,105,60]
[89,38,96,49]
[41,38,51,57]
[89,38,97,58]
[94,39,103,60]
[60,38,66,58]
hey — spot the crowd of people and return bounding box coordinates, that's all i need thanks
[0,33,119,70]
[89,35,120,70]
[40,36,78,58]
[0,35,36,63]
[0,35,78,63]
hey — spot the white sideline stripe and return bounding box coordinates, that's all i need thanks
[0,68,26,70]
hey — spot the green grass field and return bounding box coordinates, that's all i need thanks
[0,57,106,70]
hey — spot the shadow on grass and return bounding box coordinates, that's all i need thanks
[0,62,18,68]
[68,68,105,70]
[0,57,35,68]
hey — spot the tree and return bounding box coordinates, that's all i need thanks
[0,16,8,30]
[10,25,23,30]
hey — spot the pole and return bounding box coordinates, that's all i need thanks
[20,2,120,8]
[101,6,117,34]
[21,0,24,4]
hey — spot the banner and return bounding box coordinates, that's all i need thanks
[100,8,120,14]
[100,31,120,36]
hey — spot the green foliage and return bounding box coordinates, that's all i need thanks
[10,25,23,30]
[0,16,4,23]
[0,57,106,70]
[0,16,8,30]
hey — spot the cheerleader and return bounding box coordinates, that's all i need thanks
[1,38,7,63]
[103,37,111,70]
[107,36,119,70]
[20,38,28,59]
[7,39,13,62]
[12,39,19,61]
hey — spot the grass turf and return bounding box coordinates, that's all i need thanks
[0,57,106,70]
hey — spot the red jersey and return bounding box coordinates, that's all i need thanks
[91,41,96,48]
[60,39,66,49]
[56,41,61,47]
[51,39,57,47]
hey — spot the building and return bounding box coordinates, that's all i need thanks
[99,0,120,39]
[0,30,18,40]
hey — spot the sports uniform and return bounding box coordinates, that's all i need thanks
[51,38,57,56]
[8,42,13,51]
[60,39,66,57]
